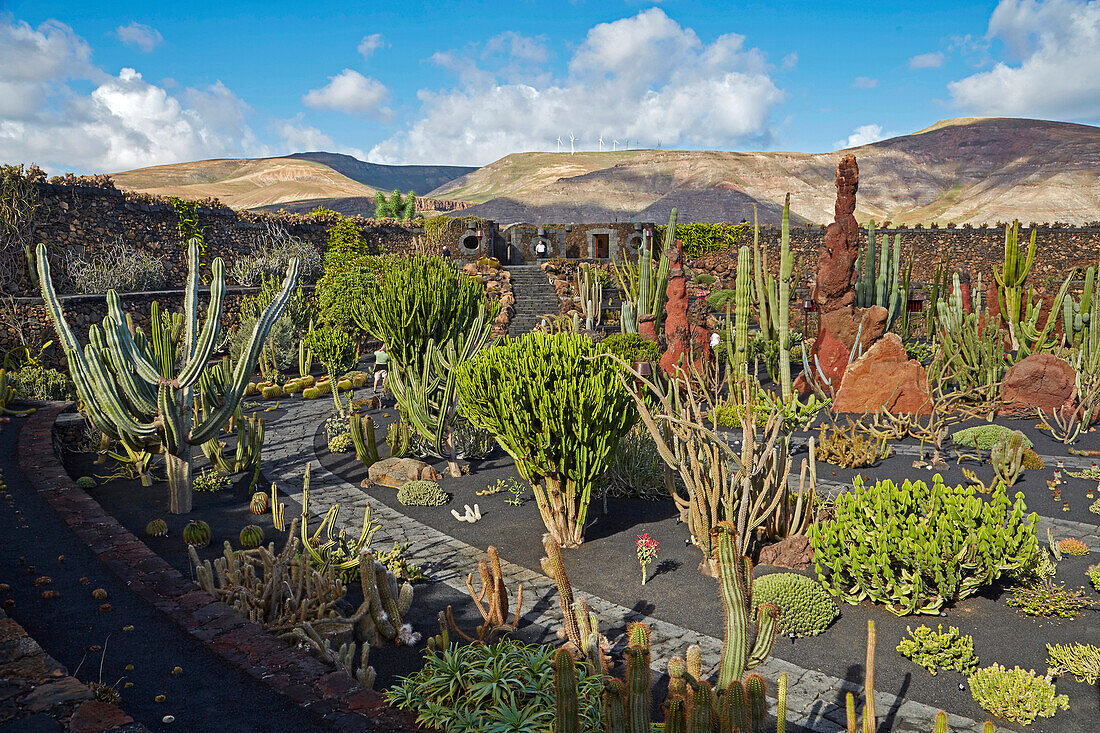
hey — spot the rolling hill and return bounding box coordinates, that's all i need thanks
[111,155,475,211]
[428,117,1100,225]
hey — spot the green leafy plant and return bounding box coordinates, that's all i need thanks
[387,639,605,733]
[896,624,978,675]
[693,272,716,286]
[951,424,1034,450]
[397,480,449,507]
[654,221,749,258]
[968,664,1068,725]
[328,432,353,453]
[456,332,636,547]
[1088,563,1100,591]
[192,469,231,493]
[810,474,1039,615]
[11,364,71,400]
[596,333,660,365]
[752,572,839,637]
[1046,643,1100,685]
[1008,582,1093,618]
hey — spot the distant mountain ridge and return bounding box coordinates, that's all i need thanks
[428,117,1100,226]
[281,152,475,196]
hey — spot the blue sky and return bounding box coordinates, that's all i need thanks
[2,1,1098,172]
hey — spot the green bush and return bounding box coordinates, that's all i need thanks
[752,572,838,637]
[386,640,605,732]
[809,474,1039,615]
[1088,563,1100,592]
[694,273,716,286]
[951,424,1034,450]
[654,221,750,258]
[1007,582,1092,618]
[597,333,660,365]
[323,217,370,275]
[193,469,231,493]
[968,664,1068,725]
[397,480,449,507]
[327,432,353,454]
[307,326,357,377]
[896,624,978,675]
[707,289,737,311]
[75,476,97,489]
[605,424,671,500]
[12,365,71,400]
[1047,643,1100,685]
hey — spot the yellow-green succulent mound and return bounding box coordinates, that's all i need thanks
[752,572,839,637]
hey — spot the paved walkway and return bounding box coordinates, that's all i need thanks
[261,397,996,733]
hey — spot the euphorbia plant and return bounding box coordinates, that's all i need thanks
[636,533,659,585]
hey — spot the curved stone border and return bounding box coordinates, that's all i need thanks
[264,396,993,733]
[17,404,425,733]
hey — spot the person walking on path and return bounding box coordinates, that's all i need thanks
[373,344,389,393]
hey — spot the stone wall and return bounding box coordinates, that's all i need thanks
[3,179,422,296]
[500,222,657,264]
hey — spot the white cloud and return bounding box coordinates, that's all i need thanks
[834,124,888,149]
[274,116,365,158]
[0,19,267,173]
[852,76,878,88]
[358,33,384,59]
[781,52,798,69]
[948,0,1100,118]
[115,22,163,52]
[370,8,783,164]
[302,68,393,121]
[909,51,945,69]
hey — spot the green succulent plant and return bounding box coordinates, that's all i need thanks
[968,664,1068,725]
[951,424,1034,450]
[397,480,449,507]
[896,624,978,676]
[752,572,838,637]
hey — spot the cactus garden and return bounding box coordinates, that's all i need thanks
[1,154,1099,733]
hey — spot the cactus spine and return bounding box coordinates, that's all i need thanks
[37,239,300,513]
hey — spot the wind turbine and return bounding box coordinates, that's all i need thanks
[556,136,563,153]
[612,139,619,151]
[598,134,604,152]
[569,132,575,155]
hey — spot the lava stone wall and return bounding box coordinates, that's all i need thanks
[3,180,422,296]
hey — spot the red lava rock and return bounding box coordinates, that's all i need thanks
[832,333,932,414]
[795,328,849,395]
[756,535,813,569]
[999,353,1076,414]
[68,699,134,733]
[659,238,710,376]
[813,154,861,318]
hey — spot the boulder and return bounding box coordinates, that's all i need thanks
[367,457,442,489]
[832,333,932,414]
[756,535,813,570]
[820,304,888,352]
[999,353,1076,414]
[812,155,861,317]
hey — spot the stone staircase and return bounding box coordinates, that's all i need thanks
[505,265,562,335]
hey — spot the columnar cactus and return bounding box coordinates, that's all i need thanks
[616,211,672,337]
[730,245,752,380]
[714,522,779,688]
[36,239,300,513]
[750,196,795,401]
[349,413,381,467]
[201,413,264,474]
[854,220,904,330]
[994,220,1036,350]
[990,430,1026,486]
[575,263,603,331]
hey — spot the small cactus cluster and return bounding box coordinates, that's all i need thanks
[990,430,1026,486]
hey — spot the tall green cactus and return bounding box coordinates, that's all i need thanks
[575,263,603,331]
[854,220,904,330]
[349,413,381,467]
[615,212,672,337]
[37,239,300,513]
[749,197,795,401]
[732,245,752,380]
[993,220,1037,350]
[715,522,779,688]
[1063,260,1097,347]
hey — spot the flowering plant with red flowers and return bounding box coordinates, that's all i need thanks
[636,533,659,585]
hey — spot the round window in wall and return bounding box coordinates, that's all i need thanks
[461,234,480,252]
[627,235,643,252]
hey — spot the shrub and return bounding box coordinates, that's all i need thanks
[1046,643,1100,685]
[605,425,671,500]
[397,480,449,507]
[1088,563,1100,591]
[967,664,1068,725]
[63,239,167,293]
[707,288,737,311]
[597,333,660,365]
[1057,538,1089,556]
[752,573,838,637]
[896,624,978,675]
[307,326,357,377]
[809,474,1039,615]
[1008,582,1092,618]
[193,469,231,493]
[951,424,1033,450]
[328,432,353,454]
[654,221,749,258]
[694,273,716,286]
[386,640,605,732]
[12,365,71,400]
[75,476,97,489]
[229,221,322,285]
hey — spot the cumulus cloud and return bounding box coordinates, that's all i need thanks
[370,8,783,164]
[0,18,266,173]
[948,0,1100,118]
[909,51,945,69]
[358,33,384,59]
[781,52,798,69]
[302,68,393,121]
[852,76,878,88]
[834,124,889,149]
[115,22,163,52]
[274,116,365,158]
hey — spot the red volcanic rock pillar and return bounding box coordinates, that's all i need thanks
[814,154,861,320]
[659,238,711,376]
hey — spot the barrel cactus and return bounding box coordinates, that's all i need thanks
[249,492,269,515]
[145,518,169,537]
[239,524,265,548]
[183,520,211,548]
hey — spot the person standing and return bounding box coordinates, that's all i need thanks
[373,344,389,393]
